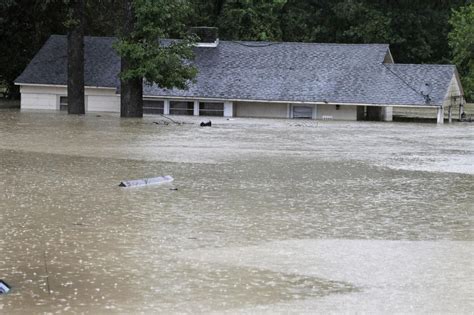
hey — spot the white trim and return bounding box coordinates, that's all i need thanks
[453,68,464,97]
[163,100,170,115]
[437,107,444,124]
[441,74,455,107]
[223,101,233,117]
[193,100,199,116]
[384,49,395,63]
[141,95,441,108]
[15,83,116,90]
[195,39,219,48]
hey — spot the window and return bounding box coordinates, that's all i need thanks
[199,102,223,116]
[292,106,312,119]
[170,101,194,115]
[143,100,164,115]
[59,96,68,111]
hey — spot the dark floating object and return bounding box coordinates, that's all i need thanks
[119,175,174,188]
[200,121,212,127]
[169,187,178,191]
[0,280,11,294]
[153,121,169,125]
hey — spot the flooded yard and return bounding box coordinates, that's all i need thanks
[0,110,473,313]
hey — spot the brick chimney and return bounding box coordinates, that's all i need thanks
[188,27,219,47]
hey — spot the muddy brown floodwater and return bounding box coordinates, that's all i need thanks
[0,110,473,314]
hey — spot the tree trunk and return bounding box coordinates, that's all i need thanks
[120,0,143,118]
[67,0,85,115]
[120,61,143,117]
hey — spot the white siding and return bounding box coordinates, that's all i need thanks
[316,105,357,120]
[86,87,120,112]
[383,106,393,121]
[235,101,288,118]
[21,93,59,110]
[20,85,67,110]
[21,85,68,95]
[19,85,119,112]
[223,101,233,117]
[87,95,120,112]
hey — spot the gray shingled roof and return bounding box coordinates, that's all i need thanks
[15,35,120,88]
[384,64,456,106]
[16,35,456,106]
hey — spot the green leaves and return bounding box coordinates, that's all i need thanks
[217,0,287,41]
[114,0,197,90]
[449,4,474,101]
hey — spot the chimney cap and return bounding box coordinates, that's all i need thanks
[188,27,219,47]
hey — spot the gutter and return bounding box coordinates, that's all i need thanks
[14,83,116,90]
[143,95,440,108]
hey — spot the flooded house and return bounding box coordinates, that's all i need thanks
[15,30,464,124]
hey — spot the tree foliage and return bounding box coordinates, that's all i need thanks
[0,0,67,97]
[449,3,474,101]
[216,0,286,41]
[114,0,197,90]
[1,0,472,100]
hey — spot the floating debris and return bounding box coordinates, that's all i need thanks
[153,121,169,125]
[119,175,174,188]
[0,280,11,294]
[200,121,212,127]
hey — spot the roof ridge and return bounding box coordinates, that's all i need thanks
[388,63,455,67]
[223,40,388,47]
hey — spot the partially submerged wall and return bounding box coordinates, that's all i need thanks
[316,105,357,121]
[19,85,120,112]
[18,85,396,122]
[235,101,288,118]
[20,85,66,110]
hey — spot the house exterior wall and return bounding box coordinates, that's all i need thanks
[443,74,462,108]
[17,85,392,122]
[316,104,357,120]
[20,85,120,112]
[235,101,288,118]
[86,88,120,112]
[20,85,67,110]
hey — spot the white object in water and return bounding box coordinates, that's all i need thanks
[0,280,11,294]
[119,175,174,188]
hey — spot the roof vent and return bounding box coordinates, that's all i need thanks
[189,27,219,48]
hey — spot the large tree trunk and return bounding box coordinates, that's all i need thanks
[120,64,143,117]
[67,0,85,115]
[120,0,143,118]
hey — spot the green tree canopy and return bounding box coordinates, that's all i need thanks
[217,0,287,41]
[449,3,474,101]
[114,0,197,90]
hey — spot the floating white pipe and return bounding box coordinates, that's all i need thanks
[119,175,174,188]
[0,280,11,294]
